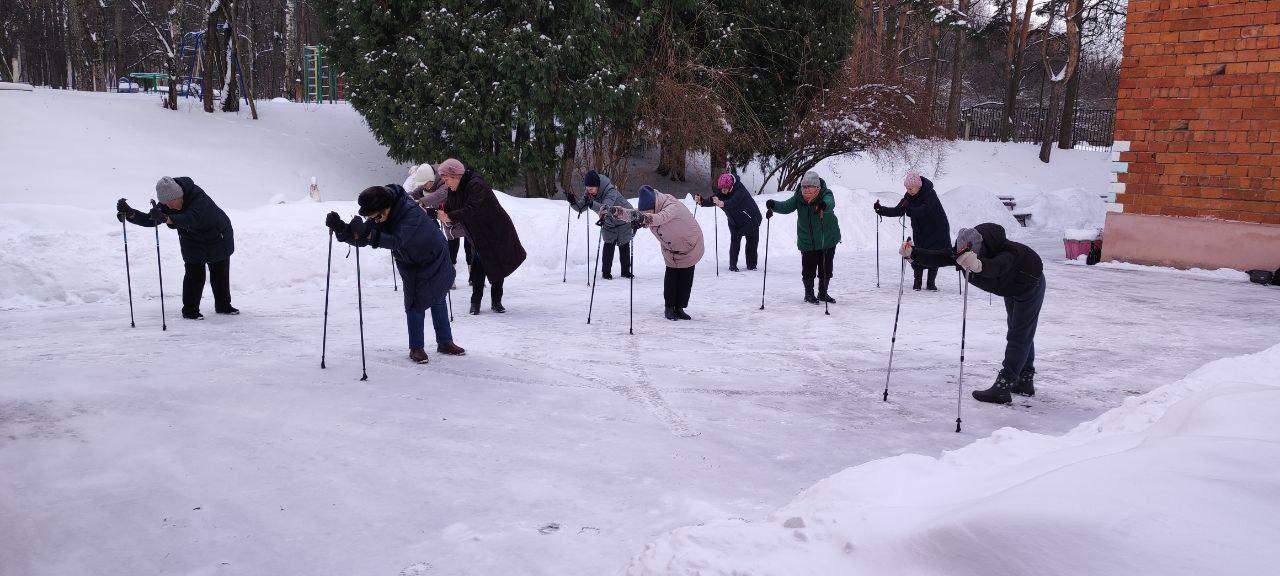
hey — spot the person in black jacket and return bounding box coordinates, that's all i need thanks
[874,171,951,291]
[116,177,236,320]
[436,158,527,315]
[696,173,763,271]
[326,184,464,364]
[903,223,1045,405]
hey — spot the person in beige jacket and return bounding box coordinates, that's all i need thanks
[611,185,705,320]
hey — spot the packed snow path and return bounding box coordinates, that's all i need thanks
[2,233,1277,576]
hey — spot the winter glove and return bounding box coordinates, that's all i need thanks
[873,200,883,215]
[116,198,136,218]
[956,251,983,274]
[712,196,724,208]
[765,199,776,210]
[325,211,347,234]
[899,240,913,259]
[565,191,578,206]
[147,204,168,224]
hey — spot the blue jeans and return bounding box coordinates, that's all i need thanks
[407,296,452,349]
[1001,276,1045,379]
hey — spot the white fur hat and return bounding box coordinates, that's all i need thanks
[403,163,437,192]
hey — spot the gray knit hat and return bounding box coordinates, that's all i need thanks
[955,227,984,256]
[800,171,821,188]
[155,177,183,203]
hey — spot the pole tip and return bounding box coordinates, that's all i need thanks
[882,390,888,402]
[955,418,962,433]
[360,374,368,381]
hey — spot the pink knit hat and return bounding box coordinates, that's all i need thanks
[717,173,735,190]
[904,170,923,189]
[438,158,465,178]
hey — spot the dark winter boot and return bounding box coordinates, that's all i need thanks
[818,277,836,303]
[675,308,692,320]
[925,268,938,291]
[469,301,481,315]
[972,372,1014,404]
[215,306,240,315]
[620,244,633,278]
[409,348,430,364]
[437,342,466,356]
[183,311,205,320]
[803,278,819,304]
[913,267,923,291]
[1011,369,1035,397]
[664,306,679,321]
[491,301,506,313]
[729,265,740,272]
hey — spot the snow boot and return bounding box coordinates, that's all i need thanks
[818,277,835,303]
[664,306,679,321]
[491,301,506,313]
[1011,369,1035,397]
[409,348,430,364]
[972,372,1014,404]
[469,301,481,315]
[602,272,613,280]
[912,279,922,291]
[729,265,740,272]
[675,308,692,320]
[215,306,240,315]
[437,342,466,356]
[182,310,204,320]
[803,278,819,304]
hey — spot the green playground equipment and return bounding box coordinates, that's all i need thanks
[302,44,343,103]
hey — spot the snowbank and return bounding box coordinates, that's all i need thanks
[1021,187,1108,232]
[0,81,35,91]
[1064,258,1250,282]
[938,185,1024,235]
[623,343,1280,576]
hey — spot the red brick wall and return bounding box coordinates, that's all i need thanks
[1113,0,1280,225]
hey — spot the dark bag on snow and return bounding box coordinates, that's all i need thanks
[1247,269,1274,285]
[1085,242,1102,266]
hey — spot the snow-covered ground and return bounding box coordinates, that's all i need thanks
[2,89,1277,576]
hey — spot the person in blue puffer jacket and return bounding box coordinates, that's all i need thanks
[325,184,465,364]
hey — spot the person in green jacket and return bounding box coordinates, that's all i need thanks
[765,171,842,304]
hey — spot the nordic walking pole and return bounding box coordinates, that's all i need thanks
[563,204,571,283]
[956,270,971,433]
[355,245,368,381]
[587,227,603,324]
[629,241,635,335]
[876,214,882,288]
[447,289,454,322]
[150,201,166,331]
[321,232,333,369]
[120,215,136,328]
[714,207,720,277]
[392,255,398,292]
[759,217,771,310]
[585,214,590,285]
[882,236,910,401]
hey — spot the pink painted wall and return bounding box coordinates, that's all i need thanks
[1103,212,1280,271]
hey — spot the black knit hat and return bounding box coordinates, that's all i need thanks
[357,186,394,216]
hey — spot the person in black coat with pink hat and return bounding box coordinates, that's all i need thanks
[874,170,951,291]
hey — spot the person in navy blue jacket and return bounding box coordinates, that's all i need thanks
[326,184,465,364]
[874,171,951,291]
[695,173,763,271]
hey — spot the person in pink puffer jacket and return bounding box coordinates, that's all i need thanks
[612,185,705,320]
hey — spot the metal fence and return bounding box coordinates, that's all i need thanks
[958,104,1115,151]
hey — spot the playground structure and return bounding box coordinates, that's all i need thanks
[177,28,251,105]
[302,44,344,103]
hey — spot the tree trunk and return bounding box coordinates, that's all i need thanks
[284,0,296,99]
[558,129,578,196]
[202,10,218,112]
[943,0,968,140]
[1039,81,1062,162]
[999,0,1035,141]
[709,147,726,190]
[114,0,123,85]
[923,26,940,132]
[1057,53,1083,148]
[221,2,241,112]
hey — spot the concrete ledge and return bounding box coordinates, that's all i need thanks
[1102,212,1280,271]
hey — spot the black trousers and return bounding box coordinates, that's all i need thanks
[602,241,632,276]
[449,237,474,266]
[729,228,760,269]
[800,247,836,296]
[182,258,232,315]
[912,263,939,288]
[469,249,503,305]
[663,266,695,309]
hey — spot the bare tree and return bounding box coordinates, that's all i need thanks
[998,0,1035,141]
[126,0,183,109]
[1038,0,1082,162]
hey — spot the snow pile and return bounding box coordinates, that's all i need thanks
[938,185,1023,235]
[1021,187,1108,232]
[1,81,35,91]
[1063,228,1101,241]
[623,343,1280,576]
[1064,259,1250,282]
